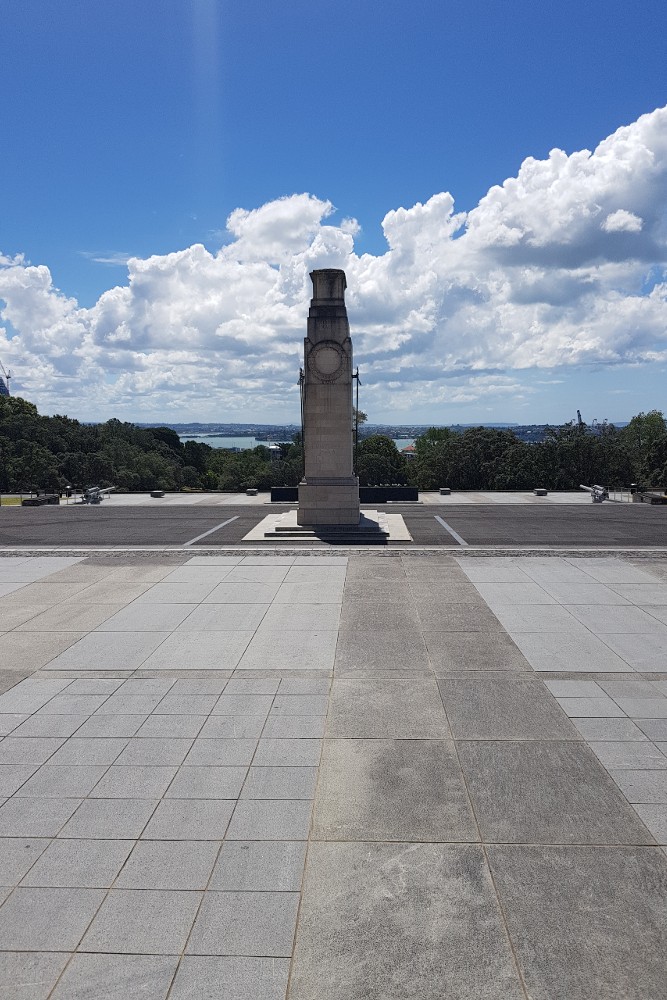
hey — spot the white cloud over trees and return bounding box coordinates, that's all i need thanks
[1,105,666,420]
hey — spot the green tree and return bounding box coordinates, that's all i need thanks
[356,435,408,486]
[618,411,667,483]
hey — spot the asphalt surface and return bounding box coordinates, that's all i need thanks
[1,502,667,548]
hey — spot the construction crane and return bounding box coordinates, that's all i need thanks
[0,360,11,397]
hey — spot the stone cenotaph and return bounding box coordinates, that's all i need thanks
[257,268,392,541]
[297,269,360,527]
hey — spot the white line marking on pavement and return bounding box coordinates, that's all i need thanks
[434,516,469,546]
[182,516,240,547]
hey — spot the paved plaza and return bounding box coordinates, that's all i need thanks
[3,496,667,548]
[0,549,666,998]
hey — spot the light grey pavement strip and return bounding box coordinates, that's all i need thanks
[181,516,240,547]
[0,554,665,1000]
[433,515,469,546]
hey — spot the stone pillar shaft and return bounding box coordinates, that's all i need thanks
[297,269,360,526]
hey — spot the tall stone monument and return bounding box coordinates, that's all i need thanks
[297,269,360,526]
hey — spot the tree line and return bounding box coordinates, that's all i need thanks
[1,394,665,495]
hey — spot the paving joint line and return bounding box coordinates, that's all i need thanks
[182,516,240,547]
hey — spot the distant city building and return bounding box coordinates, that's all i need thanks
[0,374,9,397]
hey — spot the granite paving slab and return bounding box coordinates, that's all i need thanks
[226,800,312,840]
[89,765,178,799]
[326,677,450,738]
[633,805,667,843]
[339,602,421,631]
[567,604,667,634]
[473,581,556,605]
[2,632,88,671]
[242,765,318,800]
[80,888,202,954]
[487,845,667,1000]
[168,956,290,1000]
[0,836,50,882]
[138,630,253,670]
[114,839,219,889]
[588,741,667,769]
[272,581,344,604]
[598,631,667,670]
[236,629,338,672]
[423,630,530,672]
[15,764,108,798]
[140,799,235,839]
[437,676,579,740]
[289,842,524,1000]
[638,719,667,740]
[458,741,655,844]
[532,582,631,604]
[409,581,487,604]
[570,559,661,584]
[0,604,49,630]
[161,565,235,583]
[609,770,667,803]
[253,740,322,767]
[49,953,179,1000]
[259,603,341,630]
[511,630,631,672]
[13,713,90,737]
[95,603,197,631]
[0,713,29,735]
[165,764,247,798]
[490,604,587,633]
[0,886,106,950]
[175,602,269,630]
[187,890,300,957]
[344,559,407,580]
[416,602,504,631]
[343,579,412,603]
[0,952,70,1000]
[134,582,216,604]
[334,627,431,676]
[45,632,169,671]
[20,837,133,888]
[312,738,476,842]
[572,717,649,741]
[16,602,126,632]
[203,581,281,604]
[209,840,306,891]
[0,764,39,796]
[58,797,159,839]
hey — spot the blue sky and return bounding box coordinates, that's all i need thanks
[1,0,667,425]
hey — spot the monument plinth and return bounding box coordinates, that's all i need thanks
[297,269,360,527]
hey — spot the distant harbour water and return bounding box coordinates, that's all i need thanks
[180,434,415,450]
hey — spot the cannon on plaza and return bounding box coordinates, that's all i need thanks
[580,484,609,503]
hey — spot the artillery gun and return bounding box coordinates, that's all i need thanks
[580,484,609,503]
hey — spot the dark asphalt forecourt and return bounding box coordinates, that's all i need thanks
[1,502,667,547]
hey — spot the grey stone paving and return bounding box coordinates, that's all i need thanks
[0,552,666,998]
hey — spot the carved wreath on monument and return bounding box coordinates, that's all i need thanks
[307,340,346,383]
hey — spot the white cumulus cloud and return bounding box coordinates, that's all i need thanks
[2,105,667,421]
[602,209,644,233]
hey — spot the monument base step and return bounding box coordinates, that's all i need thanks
[258,509,389,544]
[243,510,412,544]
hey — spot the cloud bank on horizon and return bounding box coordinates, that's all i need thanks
[1,105,667,423]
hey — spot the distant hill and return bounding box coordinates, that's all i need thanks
[134,420,628,445]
